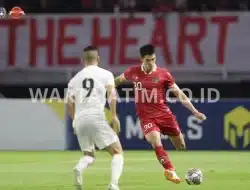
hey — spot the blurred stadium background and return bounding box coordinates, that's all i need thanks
[0,0,250,189]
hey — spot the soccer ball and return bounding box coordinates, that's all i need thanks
[185,168,203,185]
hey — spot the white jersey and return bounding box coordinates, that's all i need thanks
[67,65,114,120]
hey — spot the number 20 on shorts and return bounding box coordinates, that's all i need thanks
[134,82,142,90]
[144,123,153,131]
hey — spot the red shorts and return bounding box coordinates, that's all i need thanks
[140,115,181,136]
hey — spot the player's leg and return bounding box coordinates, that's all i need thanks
[162,116,186,150]
[142,120,180,184]
[74,150,95,176]
[169,133,186,150]
[144,130,174,170]
[94,122,124,190]
[106,140,124,190]
[73,150,95,190]
[73,119,95,189]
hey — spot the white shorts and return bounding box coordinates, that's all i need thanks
[74,115,118,152]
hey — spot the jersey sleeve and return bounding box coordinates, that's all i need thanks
[106,72,115,86]
[123,67,134,81]
[165,71,175,87]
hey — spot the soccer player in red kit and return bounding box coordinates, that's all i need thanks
[115,44,207,184]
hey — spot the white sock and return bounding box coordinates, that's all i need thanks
[75,156,94,172]
[111,154,124,186]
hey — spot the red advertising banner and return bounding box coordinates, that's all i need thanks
[0,13,248,72]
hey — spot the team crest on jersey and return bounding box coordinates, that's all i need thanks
[152,77,159,83]
[132,75,138,80]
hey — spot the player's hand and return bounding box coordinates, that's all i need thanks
[193,111,207,121]
[111,115,121,134]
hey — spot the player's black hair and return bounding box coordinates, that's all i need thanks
[83,46,98,62]
[139,44,155,57]
[83,46,98,52]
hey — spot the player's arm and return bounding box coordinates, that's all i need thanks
[66,98,75,120]
[66,81,75,121]
[165,71,206,120]
[114,67,133,87]
[114,73,127,87]
[106,84,120,134]
[169,83,206,120]
[170,83,197,114]
[106,84,117,117]
[107,73,121,133]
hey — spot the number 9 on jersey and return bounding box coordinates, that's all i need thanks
[82,78,94,97]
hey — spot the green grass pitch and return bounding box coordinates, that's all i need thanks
[1,151,250,190]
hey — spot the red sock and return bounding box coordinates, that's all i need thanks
[154,146,174,170]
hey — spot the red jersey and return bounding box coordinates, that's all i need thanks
[124,65,175,119]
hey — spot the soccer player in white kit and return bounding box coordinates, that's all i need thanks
[66,46,124,190]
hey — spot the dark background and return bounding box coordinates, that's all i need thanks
[1,81,249,99]
[3,0,250,13]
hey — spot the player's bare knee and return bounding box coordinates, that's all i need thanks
[177,142,186,150]
[150,139,162,148]
[112,146,123,155]
[84,151,95,158]
[179,135,186,150]
[169,133,186,150]
[107,142,123,156]
[182,141,186,149]
[146,137,162,148]
[145,131,162,148]
[108,147,123,156]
